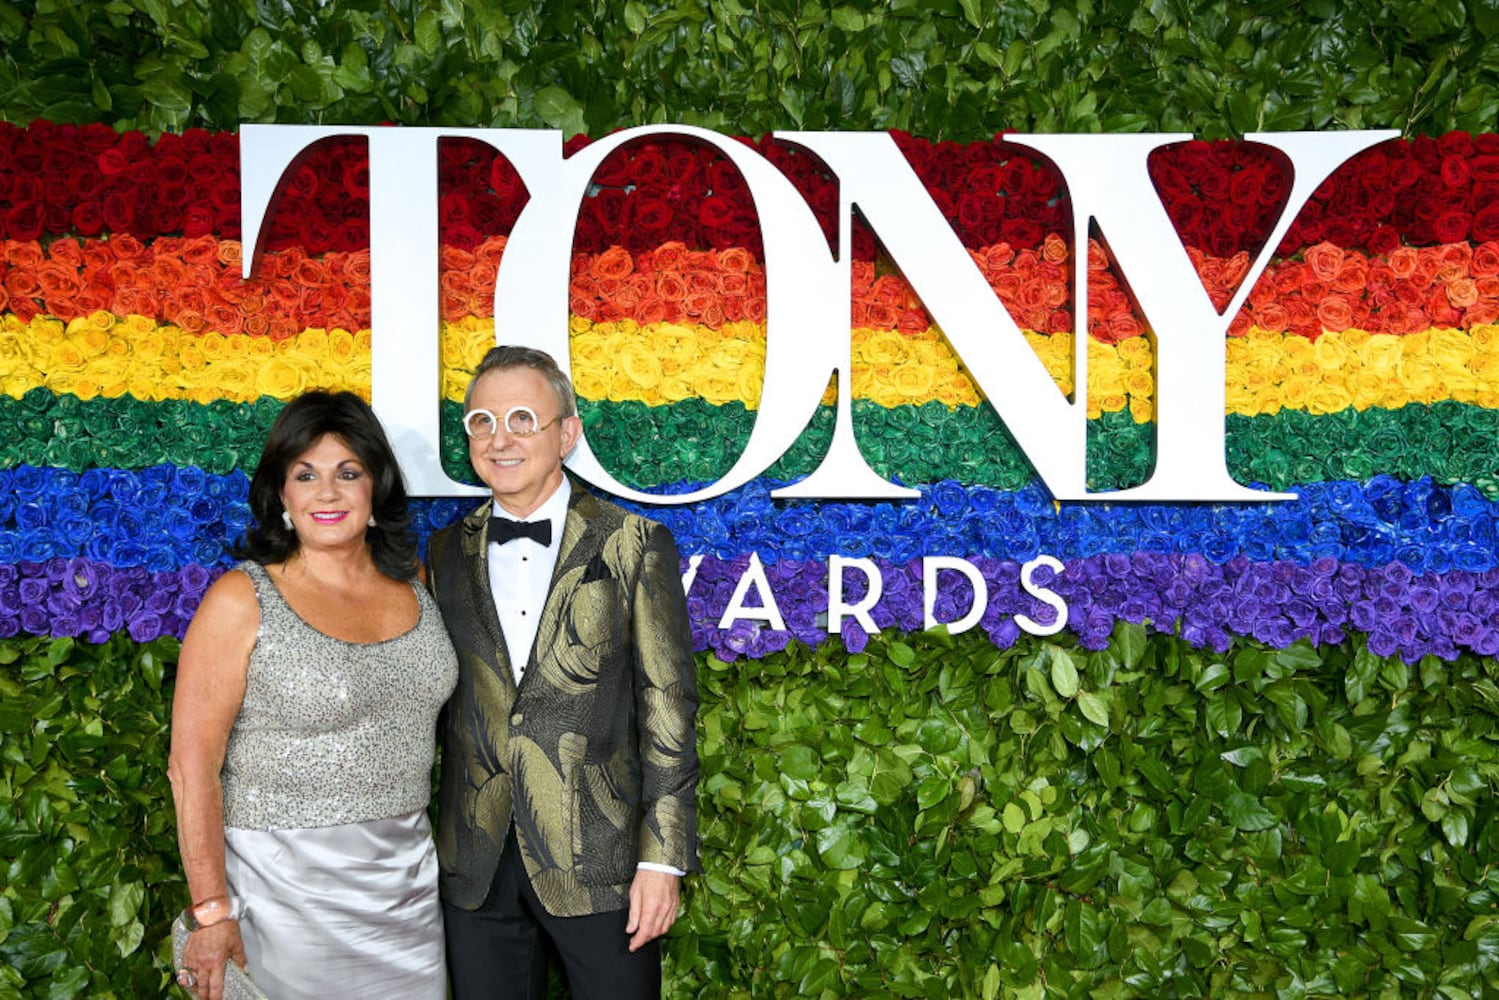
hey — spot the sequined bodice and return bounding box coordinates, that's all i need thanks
[221,562,458,830]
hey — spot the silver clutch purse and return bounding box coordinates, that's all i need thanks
[171,915,270,1000]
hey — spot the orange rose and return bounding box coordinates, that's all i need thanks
[1331,257,1369,294]
[652,241,687,271]
[1387,247,1419,280]
[6,241,44,268]
[592,246,634,280]
[1448,278,1480,308]
[1467,301,1499,326]
[182,236,219,265]
[1085,239,1108,271]
[1303,242,1344,281]
[718,247,753,272]
[1471,242,1499,277]
[1316,295,1353,332]
[476,236,507,266]
[35,261,81,297]
[682,291,715,319]
[655,272,687,302]
[984,242,1015,271]
[1041,232,1068,265]
[440,246,475,272]
[293,258,328,287]
[49,238,84,269]
[217,240,243,269]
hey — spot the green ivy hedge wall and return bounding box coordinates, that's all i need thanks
[5,1,1499,998]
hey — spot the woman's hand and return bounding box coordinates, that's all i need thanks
[178,919,246,1000]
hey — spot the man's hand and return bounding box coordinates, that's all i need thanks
[625,868,681,952]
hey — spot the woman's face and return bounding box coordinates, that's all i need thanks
[279,434,374,551]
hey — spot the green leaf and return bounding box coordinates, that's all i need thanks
[1223,791,1278,831]
[1050,647,1079,698]
[1076,690,1109,727]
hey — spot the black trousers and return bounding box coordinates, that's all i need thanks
[443,829,662,1000]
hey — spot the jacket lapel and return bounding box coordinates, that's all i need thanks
[459,500,519,698]
[525,487,593,684]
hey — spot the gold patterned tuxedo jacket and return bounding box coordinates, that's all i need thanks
[426,486,700,916]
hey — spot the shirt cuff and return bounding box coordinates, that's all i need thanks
[636,861,686,877]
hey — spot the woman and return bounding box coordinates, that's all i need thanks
[168,391,458,1000]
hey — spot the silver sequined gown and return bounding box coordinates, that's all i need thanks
[219,562,458,999]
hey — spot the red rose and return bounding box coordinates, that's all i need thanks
[1432,211,1471,243]
[1439,155,1471,188]
[1438,131,1475,157]
[1470,202,1499,242]
[1367,224,1401,256]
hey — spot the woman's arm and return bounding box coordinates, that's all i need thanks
[166,569,258,1000]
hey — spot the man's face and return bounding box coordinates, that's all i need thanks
[465,366,582,517]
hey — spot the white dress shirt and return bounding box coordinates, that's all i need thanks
[484,478,682,877]
[485,479,571,682]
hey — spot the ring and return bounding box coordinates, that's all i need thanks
[177,968,198,989]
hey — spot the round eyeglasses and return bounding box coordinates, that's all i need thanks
[462,405,560,440]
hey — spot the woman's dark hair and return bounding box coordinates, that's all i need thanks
[237,391,418,580]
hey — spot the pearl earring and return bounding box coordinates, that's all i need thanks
[367,516,377,528]
[281,510,294,530]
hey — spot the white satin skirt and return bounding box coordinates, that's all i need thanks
[224,809,447,999]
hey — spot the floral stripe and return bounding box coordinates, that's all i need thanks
[8,234,1499,344]
[10,308,1499,425]
[5,468,1496,581]
[3,122,1497,256]
[7,396,1499,503]
[683,552,1499,664]
[7,549,1495,666]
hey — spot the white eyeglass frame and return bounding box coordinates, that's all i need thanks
[462,404,560,440]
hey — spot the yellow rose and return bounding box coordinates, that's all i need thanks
[51,343,85,370]
[294,328,330,360]
[1129,395,1153,423]
[249,338,274,358]
[32,317,65,344]
[328,328,357,361]
[1359,334,1401,376]
[1427,328,1472,374]
[616,340,664,389]
[736,354,766,404]
[887,361,934,400]
[648,324,700,367]
[343,360,372,394]
[246,357,299,399]
[1307,382,1353,415]
[659,373,694,403]
[1340,327,1370,351]
[1125,370,1154,398]
[570,368,609,401]
[124,314,157,336]
[698,371,742,406]
[721,321,764,347]
[1312,333,1351,371]
[860,330,908,365]
[1097,392,1127,414]
[1281,374,1313,409]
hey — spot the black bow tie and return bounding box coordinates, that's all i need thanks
[489,517,551,547]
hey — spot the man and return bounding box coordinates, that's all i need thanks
[426,345,699,999]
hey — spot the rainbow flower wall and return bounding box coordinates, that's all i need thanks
[9,3,1499,997]
[6,126,1499,664]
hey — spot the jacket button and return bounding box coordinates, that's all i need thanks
[511,712,523,725]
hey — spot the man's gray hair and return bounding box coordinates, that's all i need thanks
[464,345,578,418]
